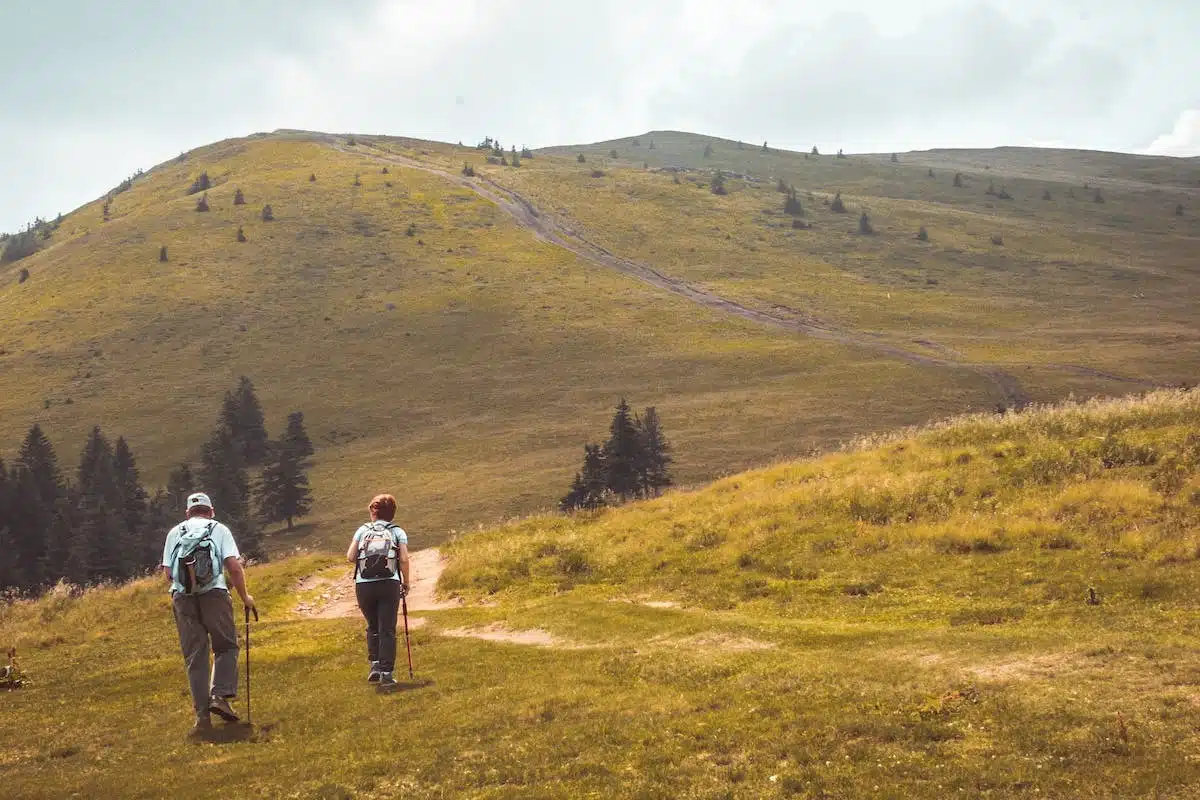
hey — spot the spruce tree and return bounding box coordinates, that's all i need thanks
[199,426,263,560]
[113,437,152,573]
[257,439,313,530]
[220,377,269,465]
[602,399,642,500]
[282,411,315,460]
[14,425,63,588]
[0,460,15,590]
[634,407,672,497]
[70,427,130,584]
[166,463,195,516]
[561,444,608,511]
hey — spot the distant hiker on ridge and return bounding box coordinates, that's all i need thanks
[163,492,257,736]
[346,494,410,691]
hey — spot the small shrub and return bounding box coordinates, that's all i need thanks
[1042,534,1080,550]
[309,173,317,182]
[811,145,819,156]
[830,192,847,213]
[406,223,416,237]
[996,187,1013,200]
[521,147,534,159]
[1176,203,1185,217]
[158,246,168,263]
[1,230,39,263]
[511,153,521,168]
[791,218,808,229]
[953,172,963,188]
[609,149,619,159]
[631,138,641,147]
[927,168,934,178]
[777,178,789,193]
[353,174,361,186]
[590,169,606,178]
[890,153,898,163]
[1068,188,1076,199]
[990,233,1004,246]
[916,226,929,241]
[462,163,476,177]
[556,548,591,576]
[261,204,274,222]
[1094,190,1105,204]
[346,136,357,146]
[236,226,247,243]
[836,148,847,159]
[381,166,389,174]
[500,156,509,166]
[195,194,209,212]
[1043,189,1053,201]
[18,267,29,283]
[858,212,874,235]
[703,143,713,158]
[784,188,802,216]
[187,171,210,195]
[985,181,997,196]
[233,188,245,205]
[711,171,727,195]
[949,606,1023,626]
[577,153,586,163]
[843,581,883,597]
[648,140,655,149]
[672,173,681,185]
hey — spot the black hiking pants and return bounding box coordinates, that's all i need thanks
[355,580,400,672]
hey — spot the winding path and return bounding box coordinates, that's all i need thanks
[337,143,1156,408]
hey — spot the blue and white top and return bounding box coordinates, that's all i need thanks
[352,522,408,584]
[162,518,240,594]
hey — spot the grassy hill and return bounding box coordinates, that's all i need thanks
[2,390,1198,797]
[0,130,1196,551]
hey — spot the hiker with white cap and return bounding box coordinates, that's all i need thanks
[162,491,257,735]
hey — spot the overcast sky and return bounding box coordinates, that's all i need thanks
[3,0,1198,232]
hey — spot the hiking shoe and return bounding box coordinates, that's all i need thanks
[209,695,240,722]
[189,715,214,738]
[377,672,398,693]
[367,662,382,683]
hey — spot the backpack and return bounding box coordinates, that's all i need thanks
[356,522,399,580]
[171,521,219,595]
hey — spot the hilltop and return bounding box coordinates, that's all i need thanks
[0,129,1196,551]
[2,390,1198,797]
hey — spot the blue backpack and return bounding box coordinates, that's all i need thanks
[170,522,219,594]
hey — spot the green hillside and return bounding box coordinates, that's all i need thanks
[2,390,1198,798]
[0,130,1196,552]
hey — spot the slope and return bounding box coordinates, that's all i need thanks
[2,390,1198,798]
[0,134,993,551]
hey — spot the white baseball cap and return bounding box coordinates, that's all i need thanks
[186,492,214,512]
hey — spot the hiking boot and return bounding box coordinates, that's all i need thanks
[367,661,382,683]
[189,715,214,738]
[209,695,240,722]
[377,672,398,693]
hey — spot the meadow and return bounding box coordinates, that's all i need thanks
[1,390,1197,798]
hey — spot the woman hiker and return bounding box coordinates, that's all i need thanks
[346,494,410,690]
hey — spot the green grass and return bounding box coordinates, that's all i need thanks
[2,391,1199,797]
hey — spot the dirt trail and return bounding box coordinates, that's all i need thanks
[338,143,1156,408]
[295,547,460,620]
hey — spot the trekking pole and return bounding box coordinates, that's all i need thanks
[401,591,414,680]
[244,605,258,726]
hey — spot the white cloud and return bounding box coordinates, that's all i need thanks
[1145,110,1200,157]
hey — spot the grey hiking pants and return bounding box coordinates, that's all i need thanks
[172,588,238,717]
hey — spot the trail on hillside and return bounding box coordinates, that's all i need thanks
[338,144,1156,408]
[295,547,460,620]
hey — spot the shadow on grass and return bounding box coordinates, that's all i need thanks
[378,677,435,694]
[190,721,276,745]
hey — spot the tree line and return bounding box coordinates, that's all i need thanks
[0,377,314,595]
[561,399,672,512]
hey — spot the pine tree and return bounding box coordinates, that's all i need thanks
[703,143,714,158]
[70,427,131,584]
[784,188,803,216]
[0,460,15,590]
[257,439,313,531]
[166,463,195,516]
[603,399,641,500]
[113,437,152,574]
[633,407,672,497]
[220,377,269,465]
[711,171,727,195]
[198,426,263,560]
[561,444,608,512]
[282,412,314,460]
[14,425,63,588]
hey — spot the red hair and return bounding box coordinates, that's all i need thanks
[369,494,397,522]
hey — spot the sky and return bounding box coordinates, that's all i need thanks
[2,0,1198,232]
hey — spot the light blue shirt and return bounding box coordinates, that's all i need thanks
[352,522,408,584]
[162,518,240,594]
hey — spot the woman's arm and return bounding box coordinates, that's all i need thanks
[397,543,411,587]
[345,531,360,563]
